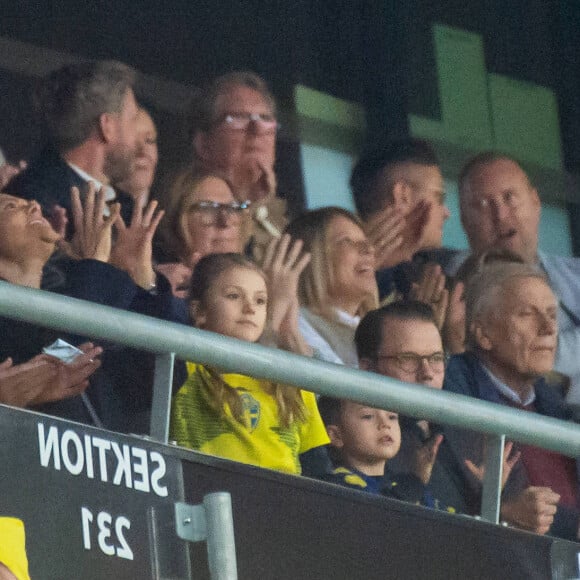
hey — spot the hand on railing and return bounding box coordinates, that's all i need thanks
[260,234,312,356]
[0,342,102,407]
[59,183,120,262]
[500,486,559,535]
[110,195,164,290]
[464,441,521,490]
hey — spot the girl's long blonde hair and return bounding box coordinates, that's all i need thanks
[190,253,307,428]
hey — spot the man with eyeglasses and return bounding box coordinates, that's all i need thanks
[356,301,448,494]
[189,71,286,259]
[355,297,575,539]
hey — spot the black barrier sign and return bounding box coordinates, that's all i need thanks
[0,406,190,579]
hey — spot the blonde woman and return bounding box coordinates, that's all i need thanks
[285,207,379,367]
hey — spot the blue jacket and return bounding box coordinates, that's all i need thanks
[445,250,580,405]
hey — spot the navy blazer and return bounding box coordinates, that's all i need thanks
[4,146,134,229]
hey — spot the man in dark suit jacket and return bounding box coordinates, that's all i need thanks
[5,60,139,229]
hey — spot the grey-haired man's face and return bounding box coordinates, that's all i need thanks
[194,85,277,176]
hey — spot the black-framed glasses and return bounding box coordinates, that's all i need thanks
[376,352,447,373]
[220,112,279,132]
[188,200,251,226]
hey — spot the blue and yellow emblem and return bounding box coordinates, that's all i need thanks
[240,392,261,431]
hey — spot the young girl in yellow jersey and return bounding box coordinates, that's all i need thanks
[170,246,330,476]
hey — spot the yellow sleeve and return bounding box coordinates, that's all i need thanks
[298,390,330,454]
[0,518,30,580]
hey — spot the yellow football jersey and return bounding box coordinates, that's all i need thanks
[170,363,329,474]
[0,518,30,580]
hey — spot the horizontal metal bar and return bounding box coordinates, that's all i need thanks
[1,281,580,457]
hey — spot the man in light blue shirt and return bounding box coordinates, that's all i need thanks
[457,152,580,404]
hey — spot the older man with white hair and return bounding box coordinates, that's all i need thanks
[457,152,580,404]
[444,262,579,540]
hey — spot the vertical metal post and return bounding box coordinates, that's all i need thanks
[149,352,175,443]
[480,434,505,524]
[175,492,238,580]
[204,493,238,580]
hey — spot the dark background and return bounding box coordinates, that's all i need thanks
[0,1,579,223]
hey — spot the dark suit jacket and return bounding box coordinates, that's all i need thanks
[4,146,134,231]
[442,352,579,540]
[0,260,188,434]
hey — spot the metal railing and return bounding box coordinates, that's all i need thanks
[1,280,580,526]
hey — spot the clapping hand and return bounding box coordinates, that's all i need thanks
[110,195,164,289]
[409,263,449,329]
[366,200,432,270]
[58,182,120,261]
[410,421,444,485]
[464,440,522,490]
[0,342,102,407]
[260,234,312,355]
[155,252,202,299]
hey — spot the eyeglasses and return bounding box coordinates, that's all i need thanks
[376,352,447,373]
[188,200,250,226]
[220,113,279,132]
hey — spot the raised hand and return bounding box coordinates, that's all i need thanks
[409,420,444,484]
[464,440,522,490]
[48,204,69,240]
[409,263,449,330]
[364,206,406,269]
[0,159,26,190]
[365,200,433,271]
[404,199,434,253]
[58,183,120,261]
[442,281,466,354]
[110,195,164,289]
[260,234,312,355]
